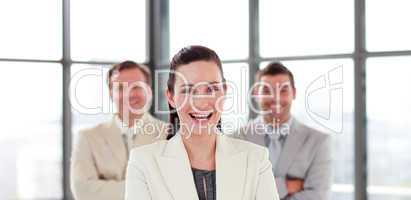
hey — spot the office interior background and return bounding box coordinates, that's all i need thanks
[0,0,410,199]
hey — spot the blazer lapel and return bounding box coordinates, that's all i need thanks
[156,134,199,200]
[216,135,247,200]
[101,118,128,168]
[275,119,309,176]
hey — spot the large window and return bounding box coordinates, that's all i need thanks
[366,0,411,52]
[260,0,354,57]
[366,0,411,199]
[0,62,62,199]
[0,0,61,60]
[0,0,62,199]
[367,57,411,200]
[170,0,249,60]
[71,0,146,62]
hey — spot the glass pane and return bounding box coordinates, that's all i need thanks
[367,57,411,200]
[0,0,61,59]
[260,0,354,57]
[221,63,249,133]
[71,0,146,62]
[367,1,411,51]
[0,62,62,199]
[71,64,112,137]
[260,59,355,200]
[170,0,249,60]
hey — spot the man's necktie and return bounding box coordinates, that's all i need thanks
[265,131,284,170]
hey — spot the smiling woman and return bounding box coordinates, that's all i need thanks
[125,45,280,200]
[166,46,226,140]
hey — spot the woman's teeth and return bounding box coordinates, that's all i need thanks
[189,113,212,120]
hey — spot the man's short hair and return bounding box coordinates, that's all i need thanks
[256,62,295,89]
[107,60,152,87]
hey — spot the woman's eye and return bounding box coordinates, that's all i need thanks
[206,86,220,93]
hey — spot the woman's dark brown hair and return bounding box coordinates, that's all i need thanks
[166,45,226,139]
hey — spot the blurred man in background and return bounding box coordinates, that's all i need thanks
[233,62,332,200]
[70,61,168,200]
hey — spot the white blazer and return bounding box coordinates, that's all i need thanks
[125,133,280,200]
[70,113,168,200]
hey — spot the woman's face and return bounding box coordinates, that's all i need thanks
[167,61,226,136]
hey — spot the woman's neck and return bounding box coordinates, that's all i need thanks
[181,129,217,170]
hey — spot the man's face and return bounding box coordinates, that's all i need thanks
[109,68,152,116]
[255,74,296,124]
